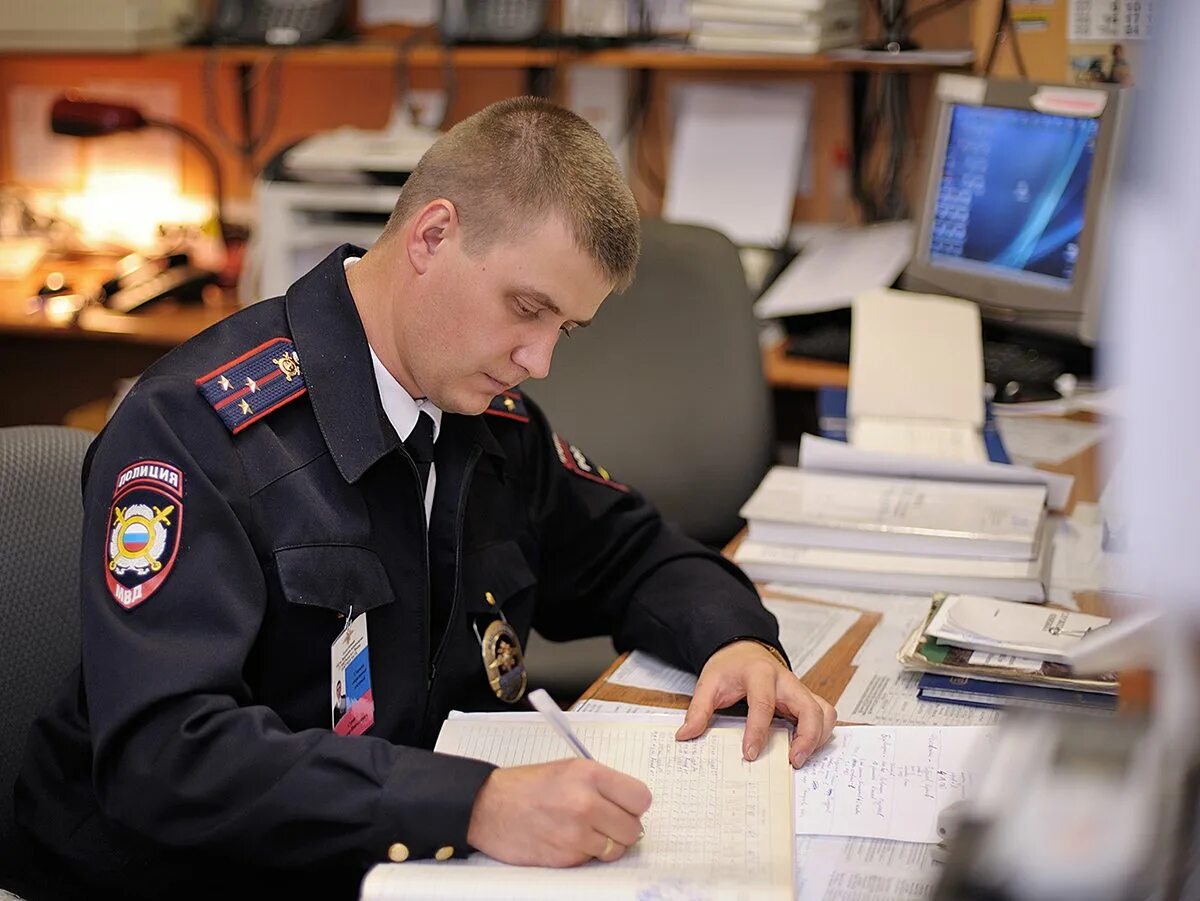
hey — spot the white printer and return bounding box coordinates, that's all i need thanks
[245,121,439,304]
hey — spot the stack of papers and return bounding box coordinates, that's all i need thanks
[734,526,1052,602]
[689,0,862,55]
[898,594,1118,696]
[925,594,1111,664]
[739,467,1048,560]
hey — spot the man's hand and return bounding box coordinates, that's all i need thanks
[676,640,836,768]
[467,759,651,867]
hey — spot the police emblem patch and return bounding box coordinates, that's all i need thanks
[105,460,184,610]
[552,433,628,492]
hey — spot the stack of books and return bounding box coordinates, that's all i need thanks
[689,0,863,55]
[733,467,1053,602]
[900,594,1118,715]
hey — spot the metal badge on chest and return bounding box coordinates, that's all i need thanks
[474,591,527,703]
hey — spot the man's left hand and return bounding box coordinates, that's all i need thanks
[675,641,836,768]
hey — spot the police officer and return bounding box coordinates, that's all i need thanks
[14,97,835,899]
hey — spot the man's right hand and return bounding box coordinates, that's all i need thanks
[466,759,651,867]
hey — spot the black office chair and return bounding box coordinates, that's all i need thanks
[525,220,774,700]
[0,426,93,891]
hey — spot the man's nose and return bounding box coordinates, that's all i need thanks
[512,329,558,380]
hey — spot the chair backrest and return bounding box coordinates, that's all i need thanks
[0,426,93,848]
[528,220,772,547]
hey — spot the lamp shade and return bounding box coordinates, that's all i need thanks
[50,97,147,138]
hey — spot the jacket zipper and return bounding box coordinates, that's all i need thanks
[427,444,482,691]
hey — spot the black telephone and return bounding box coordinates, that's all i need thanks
[210,0,348,46]
[101,255,217,314]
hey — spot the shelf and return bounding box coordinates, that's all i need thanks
[0,42,973,74]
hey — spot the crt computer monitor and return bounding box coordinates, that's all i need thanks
[904,75,1129,347]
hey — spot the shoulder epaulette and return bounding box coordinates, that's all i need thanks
[484,390,529,423]
[195,336,307,434]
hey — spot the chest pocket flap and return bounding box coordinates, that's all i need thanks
[274,544,395,615]
[461,540,537,615]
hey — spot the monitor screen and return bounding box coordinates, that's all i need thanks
[928,104,1101,291]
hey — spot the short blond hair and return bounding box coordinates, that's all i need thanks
[382,97,640,290]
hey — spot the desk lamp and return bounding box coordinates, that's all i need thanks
[49,96,227,245]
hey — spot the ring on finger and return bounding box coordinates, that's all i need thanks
[601,835,615,860]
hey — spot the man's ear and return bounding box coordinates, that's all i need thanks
[406,200,458,276]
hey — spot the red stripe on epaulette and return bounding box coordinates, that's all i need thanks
[485,410,530,423]
[194,337,293,386]
[553,434,629,492]
[230,388,309,434]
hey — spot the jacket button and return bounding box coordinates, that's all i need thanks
[435,845,455,861]
[387,842,410,862]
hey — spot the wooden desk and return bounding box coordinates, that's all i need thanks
[762,338,848,392]
[0,257,238,426]
[575,420,1108,715]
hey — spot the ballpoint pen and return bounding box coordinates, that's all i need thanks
[528,688,595,760]
[528,689,645,841]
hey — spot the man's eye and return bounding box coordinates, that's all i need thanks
[514,301,538,319]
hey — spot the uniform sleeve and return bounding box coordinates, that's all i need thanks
[81,377,494,870]
[522,399,786,674]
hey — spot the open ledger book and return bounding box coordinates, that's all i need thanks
[360,712,794,900]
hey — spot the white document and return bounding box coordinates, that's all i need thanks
[848,289,986,463]
[851,597,934,669]
[665,82,812,247]
[763,598,860,677]
[761,585,933,670]
[795,835,940,901]
[1069,0,1153,40]
[575,698,679,714]
[836,662,1002,727]
[753,222,914,319]
[362,714,795,899]
[609,598,857,694]
[799,433,1075,512]
[850,289,984,428]
[794,725,994,842]
[926,595,1111,664]
[996,417,1106,466]
[607,651,698,695]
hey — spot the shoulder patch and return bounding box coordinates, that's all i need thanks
[106,460,184,610]
[484,390,529,423]
[552,433,629,492]
[195,337,307,434]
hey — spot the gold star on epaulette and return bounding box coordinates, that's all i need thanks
[218,375,232,391]
[503,397,516,412]
[239,399,252,415]
[245,376,257,393]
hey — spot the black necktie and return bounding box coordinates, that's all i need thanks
[405,411,435,498]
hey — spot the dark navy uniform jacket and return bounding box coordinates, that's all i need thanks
[14,245,785,899]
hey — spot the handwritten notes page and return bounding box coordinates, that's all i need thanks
[361,714,793,900]
[794,725,993,843]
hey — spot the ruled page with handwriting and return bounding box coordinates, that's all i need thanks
[360,714,793,900]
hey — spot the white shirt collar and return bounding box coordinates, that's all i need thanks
[346,256,442,444]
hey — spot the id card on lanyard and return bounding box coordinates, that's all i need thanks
[331,610,375,736]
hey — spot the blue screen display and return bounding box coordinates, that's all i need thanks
[929,104,1100,287]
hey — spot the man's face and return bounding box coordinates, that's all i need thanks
[401,214,613,415]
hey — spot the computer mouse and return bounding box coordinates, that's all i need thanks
[995,380,1062,404]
